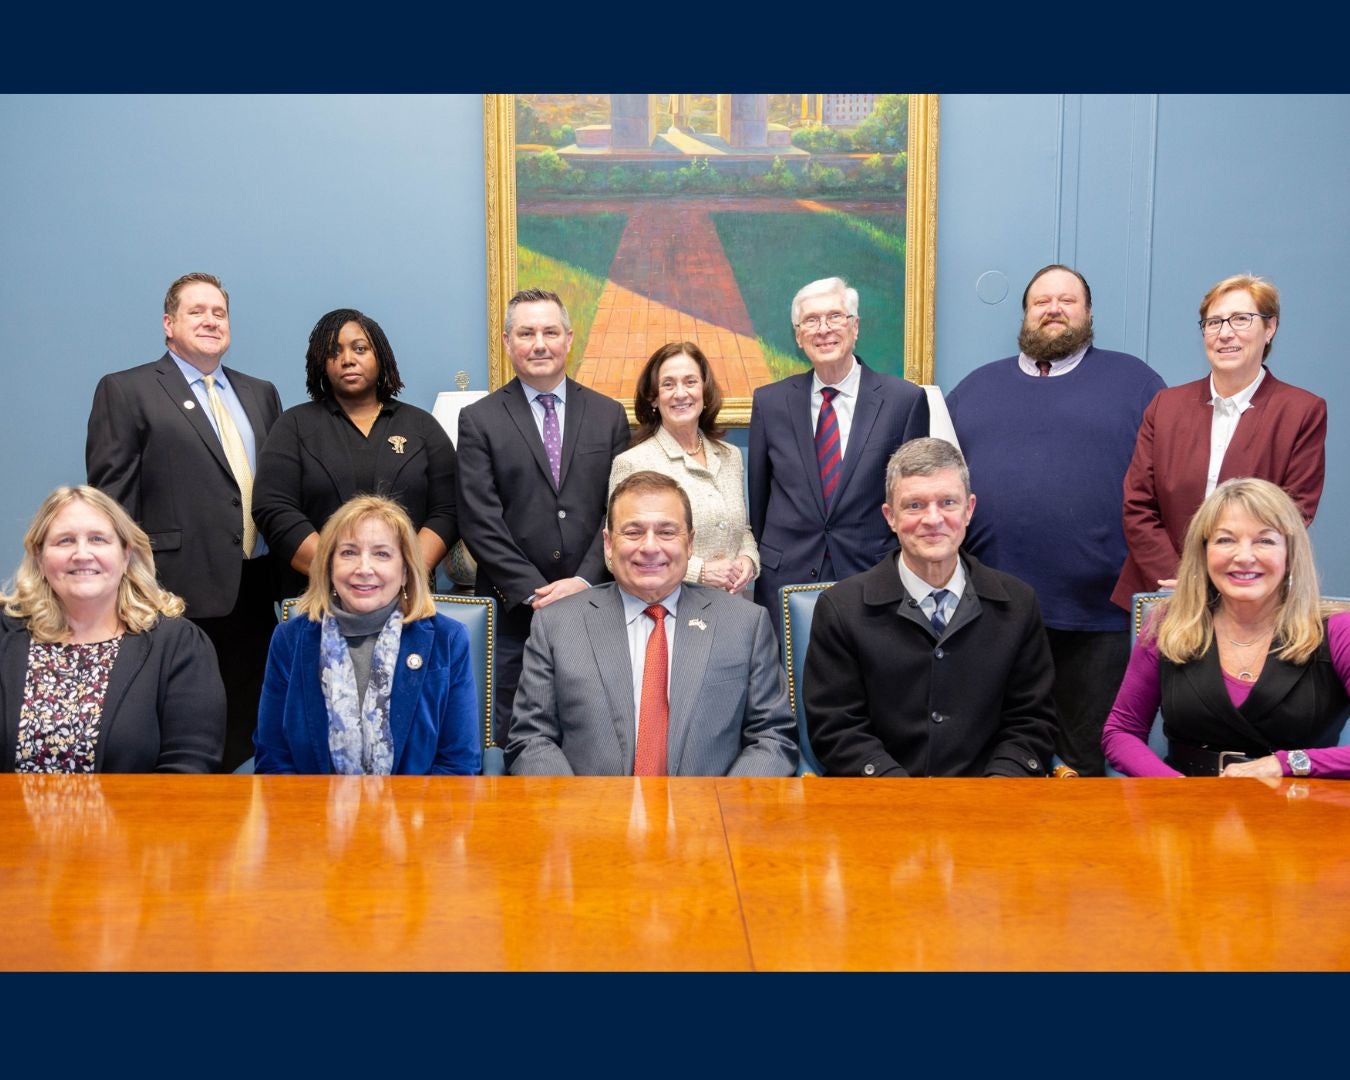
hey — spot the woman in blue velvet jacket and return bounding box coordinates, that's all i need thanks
[254,495,480,775]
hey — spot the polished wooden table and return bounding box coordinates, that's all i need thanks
[1,774,1348,971]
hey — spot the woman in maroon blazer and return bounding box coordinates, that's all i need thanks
[1112,274,1326,609]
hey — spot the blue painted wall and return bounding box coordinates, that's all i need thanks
[937,93,1350,593]
[2,93,1347,591]
[0,94,485,568]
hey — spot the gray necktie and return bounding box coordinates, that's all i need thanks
[928,589,950,636]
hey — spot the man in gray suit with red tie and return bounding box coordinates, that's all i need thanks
[456,288,631,744]
[749,275,929,613]
[507,470,797,776]
[86,272,283,771]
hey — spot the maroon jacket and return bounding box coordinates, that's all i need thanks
[1111,368,1326,609]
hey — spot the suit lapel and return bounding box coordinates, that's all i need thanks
[667,588,714,775]
[387,619,432,770]
[0,630,32,766]
[1220,368,1276,476]
[557,379,585,488]
[585,588,637,768]
[225,365,272,444]
[94,631,152,771]
[788,375,828,520]
[299,625,335,773]
[155,356,232,476]
[833,363,882,506]
[503,380,557,489]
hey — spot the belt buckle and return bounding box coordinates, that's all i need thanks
[1217,750,1251,773]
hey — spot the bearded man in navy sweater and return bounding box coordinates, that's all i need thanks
[945,265,1164,775]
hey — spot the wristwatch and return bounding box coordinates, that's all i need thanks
[1288,749,1312,777]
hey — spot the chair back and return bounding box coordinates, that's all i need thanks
[280,594,502,774]
[778,582,834,776]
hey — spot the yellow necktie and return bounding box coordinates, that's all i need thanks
[203,373,256,557]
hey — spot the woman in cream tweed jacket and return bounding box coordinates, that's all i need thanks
[608,342,759,595]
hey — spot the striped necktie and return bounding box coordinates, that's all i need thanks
[815,386,842,508]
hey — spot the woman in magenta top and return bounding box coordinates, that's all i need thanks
[1103,477,1350,778]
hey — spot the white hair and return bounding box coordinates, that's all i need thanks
[791,276,859,326]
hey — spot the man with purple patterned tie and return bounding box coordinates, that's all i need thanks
[456,289,630,743]
[749,276,929,616]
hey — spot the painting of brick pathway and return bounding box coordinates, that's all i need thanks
[572,201,770,398]
[521,196,902,400]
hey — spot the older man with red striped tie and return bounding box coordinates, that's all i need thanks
[748,276,929,619]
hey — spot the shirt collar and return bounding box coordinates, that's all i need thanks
[896,551,966,604]
[527,378,568,407]
[620,585,681,624]
[170,350,225,387]
[1209,366,1265,410]
[811,356,861,397]
[1016,342,1089,377]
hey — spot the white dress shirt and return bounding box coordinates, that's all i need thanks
[810,356,863,458]
[897,554,966,628]
[1016,342,1089,378]
[620,585,680,742]
[1206,368,1266,495]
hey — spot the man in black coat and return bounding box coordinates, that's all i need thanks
[804,437,1057,777]
[456,288,630,743]
[86,272,283,771]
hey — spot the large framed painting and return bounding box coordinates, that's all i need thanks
[484,93,938,425]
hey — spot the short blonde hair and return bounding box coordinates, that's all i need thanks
[1153,478,1326,665]
[3,485,184,643]
[1199,273,1280,361]
[295,495,434,622]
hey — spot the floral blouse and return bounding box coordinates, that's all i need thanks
[15,636,123,773]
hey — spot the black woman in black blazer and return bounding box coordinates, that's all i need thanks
[253,309,458,594]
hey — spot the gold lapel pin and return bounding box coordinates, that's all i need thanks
[406,653,423,670]
[388,435,408,454]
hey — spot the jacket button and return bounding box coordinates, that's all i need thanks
[231,496,241,507]
[934,648,944,659]
[557,509,567,519]
[551,550,561,560]
[930,711,944,724]
[809,568,818,577]
[1027,758,1040,771]
[231,535,242,546]
[863,763,875,776]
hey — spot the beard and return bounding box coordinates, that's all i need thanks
[1019,312,1094,362]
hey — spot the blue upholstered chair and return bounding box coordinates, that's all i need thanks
[274,593,503,775]
[778,583,834,776]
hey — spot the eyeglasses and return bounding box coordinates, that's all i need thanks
[796,312,855,332]
[1199,312,1270,336]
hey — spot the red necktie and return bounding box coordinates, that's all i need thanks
[634,604,668,776]
[1036,360,1051,377]
[815,386,842,508]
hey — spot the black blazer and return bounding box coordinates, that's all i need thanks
[456,377,629,615]
[0,615,226,773]
[86,354,283,618]
[748,360,928,608]
[803,552,1056,777]
[252,398,458,573]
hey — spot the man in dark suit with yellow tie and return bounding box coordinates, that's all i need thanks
[456,288,631,744]
[86,272,283,771]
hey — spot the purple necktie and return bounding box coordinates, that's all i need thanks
[815,386,842,508]
[539,392,561,487]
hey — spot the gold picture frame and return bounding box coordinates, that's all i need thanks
[484,93,939,425]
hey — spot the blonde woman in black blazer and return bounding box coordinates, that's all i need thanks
[0,486,225,773]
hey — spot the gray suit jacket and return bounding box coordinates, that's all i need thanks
[506,582,797,776]
[86,353,283,617]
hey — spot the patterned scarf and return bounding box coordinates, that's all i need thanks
[320,608,403,775]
